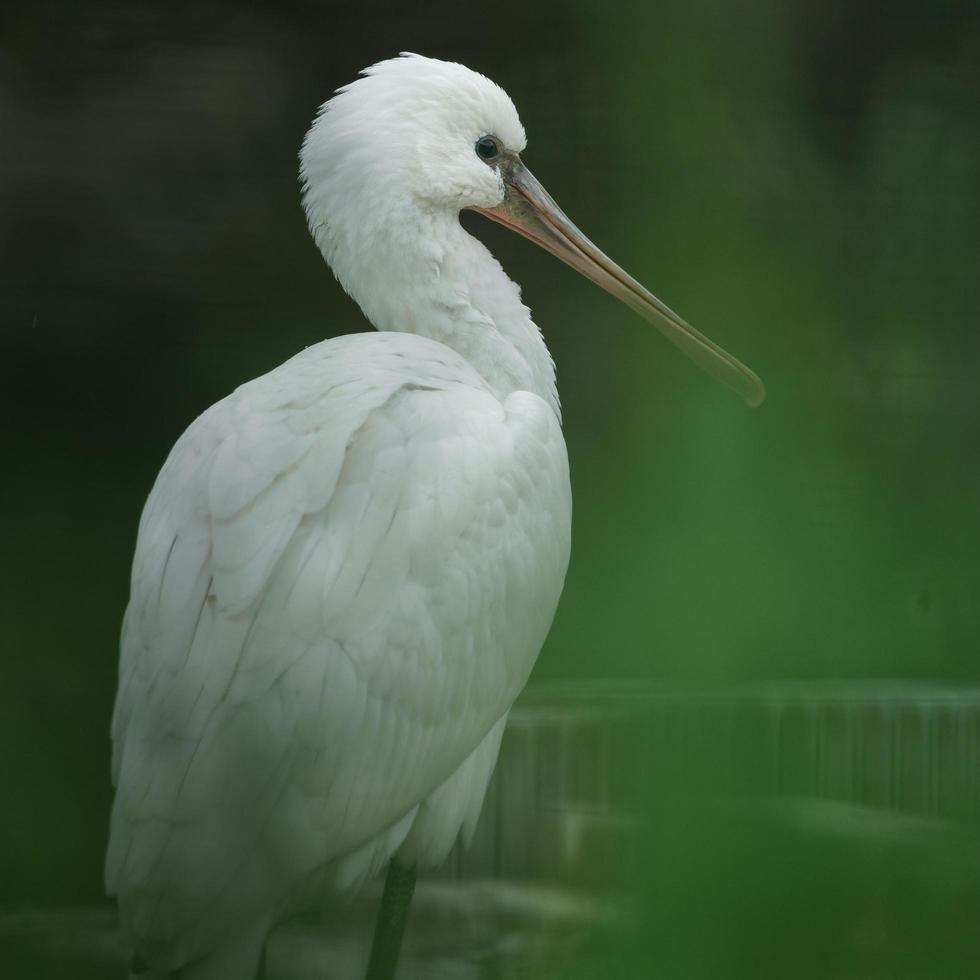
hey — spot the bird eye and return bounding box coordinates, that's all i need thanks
[475,136,501,162]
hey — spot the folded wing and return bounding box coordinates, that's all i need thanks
[106,332,571,969]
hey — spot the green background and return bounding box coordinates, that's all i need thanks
[2,0,979,975]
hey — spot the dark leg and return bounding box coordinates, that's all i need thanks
[364,861,417,980]
[256,943,268,980]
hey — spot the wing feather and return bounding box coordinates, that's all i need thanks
[106,332,571,969]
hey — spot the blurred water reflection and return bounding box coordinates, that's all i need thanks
[6,680,980,977]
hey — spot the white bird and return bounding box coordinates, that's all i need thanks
[105,53,763,980]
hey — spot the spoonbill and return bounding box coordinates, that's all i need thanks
[105,53,764,980]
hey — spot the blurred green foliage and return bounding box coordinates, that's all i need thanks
[2,0,979,975]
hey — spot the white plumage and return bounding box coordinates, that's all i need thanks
[106,53,760,979]
[107,56,569,978]
[107,330,569,972]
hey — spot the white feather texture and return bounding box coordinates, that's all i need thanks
[301,54,557,416]
[107,54,571,979]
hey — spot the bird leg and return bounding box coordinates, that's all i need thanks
[363,860,417,980]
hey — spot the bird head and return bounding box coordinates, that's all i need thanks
[301,54,764,407]
[301,54,524,235]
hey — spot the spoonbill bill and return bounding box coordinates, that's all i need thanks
[105,53,763,980]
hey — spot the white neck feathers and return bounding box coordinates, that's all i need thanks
[308,196,559,418]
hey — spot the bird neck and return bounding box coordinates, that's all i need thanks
[320,207,560,418]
